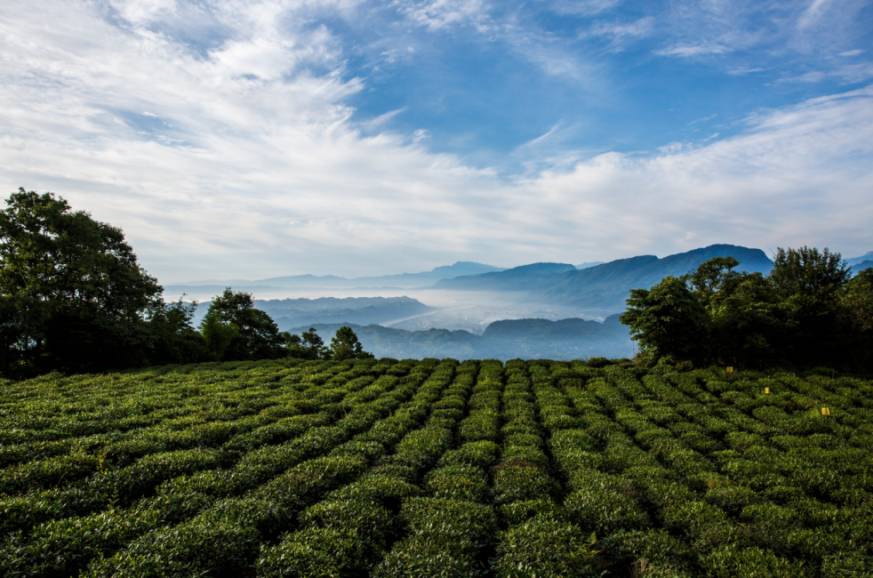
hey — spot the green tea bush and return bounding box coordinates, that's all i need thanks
[494,515,598,578]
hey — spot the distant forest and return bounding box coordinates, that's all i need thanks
[2,188,872,377]
[0,190,370,377]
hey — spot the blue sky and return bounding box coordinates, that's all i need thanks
[1,1,872,282]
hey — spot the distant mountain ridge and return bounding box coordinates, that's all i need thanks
[437,244,774,315]
[435,262,576,291]
[847,251,873,267]
[302,315,632,360]
[546,244,773,312]
[167,261,503,296]
[192,296,431,329]
[847,252,873,276]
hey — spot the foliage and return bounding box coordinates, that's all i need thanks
[330,325,372,360]
[0,188,163,375]
[621,247,873,370]
[0,360,870,576]
[200,289,288,361]
[1,189,372,376]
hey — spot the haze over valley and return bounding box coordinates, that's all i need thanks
[171,243,872,359]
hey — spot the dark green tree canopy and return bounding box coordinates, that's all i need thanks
[1,189,163,373]
[621,247,872,371]
[770,246,849,305]
[200,289,288,361]
[330,326,371,360]
[2,189,380,376]
[621,276,709,364]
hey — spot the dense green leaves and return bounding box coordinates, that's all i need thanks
[1,359,871,576]
[1,190,372,376]
[621,247,873,369]
[0,189,163,375]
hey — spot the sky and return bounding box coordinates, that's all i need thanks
[1,0,872,283]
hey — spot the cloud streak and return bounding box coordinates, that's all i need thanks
[0,1,872,284]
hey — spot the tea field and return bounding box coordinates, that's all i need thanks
[0,358,871,577]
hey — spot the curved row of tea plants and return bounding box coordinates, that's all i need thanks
[0,358,871,576]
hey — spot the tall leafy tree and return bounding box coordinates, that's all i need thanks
[840,269,873,368]
[1,189,162,374]
[200,289,288,360]
[621,276,709,364]
[330,326,371,360]
[770,247,850,363]
[770,247,849,304]
[146,300,210,364]
[621,249,871,371]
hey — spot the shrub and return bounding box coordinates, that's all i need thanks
[437,441,500,468]
[493,462,556,504]
[494,515,598,578]
[701,545,810,578]
[564,483,650,534]
[425,465,489,501]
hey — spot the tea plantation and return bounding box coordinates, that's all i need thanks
[0,358,870,577]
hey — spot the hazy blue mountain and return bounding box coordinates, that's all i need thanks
[851,260,873,276]
[546,244,772,312]
[847,252,873,275]
[846,251,873,267]
[192,296,430,329]
[433,244,773,315]
[302,315,633,360]
[435,262,576,291]
[576,261,604,269]
[168,261,502,296]
[350,261,503,288]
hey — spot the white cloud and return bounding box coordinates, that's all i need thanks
[582,16,654,50]
[0,1,872,283]
[655,43,730,58]
[549,0,621,17]
[797,0,833,31]
[396,0,491,31]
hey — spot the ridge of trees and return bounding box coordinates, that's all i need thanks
[0,189,370,377]
[621,249,873,371]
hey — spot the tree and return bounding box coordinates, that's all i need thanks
[770,247,850,364]
[330,326,372,360]
[770,247,849,306]
[690,256,740,301]
[200,289,287,360]
[620,276,709,364]
[0,188,162,374]
[286,327,328,360]
[145,300,210,364]
[707,274,782,366]
[840,269,873,368]
[620,250,871,371]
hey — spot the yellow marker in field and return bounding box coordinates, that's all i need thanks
[725,366,735,376]
[763,386,770,395]
[820,407,831,416]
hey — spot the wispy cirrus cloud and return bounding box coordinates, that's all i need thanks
[581,16,655,51]
[0,0,872,284]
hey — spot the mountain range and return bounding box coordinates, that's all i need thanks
[167,261,502,296]
[301,315,633,361]
[191,296,431,329]
[175,244,870,359]
[847,251,873,276]
[438,244,775,315]
[170,245,871,302]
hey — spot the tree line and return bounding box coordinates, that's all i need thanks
[0,189,370,377]
[621,248,873,371]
